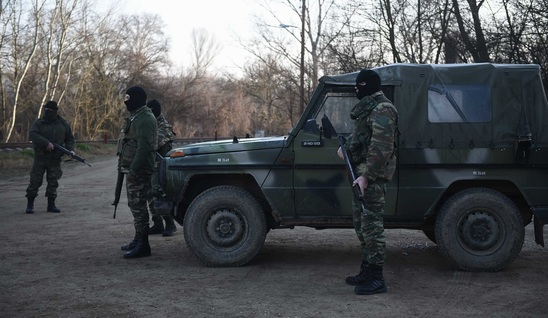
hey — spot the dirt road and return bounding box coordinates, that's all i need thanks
[0,156,546,317]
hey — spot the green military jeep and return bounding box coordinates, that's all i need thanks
[157,63,548,271]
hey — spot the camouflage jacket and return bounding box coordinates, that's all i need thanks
[345,91,398,182]
[118,106,157,176]
[156,114,175,157]
[29,115,75,159]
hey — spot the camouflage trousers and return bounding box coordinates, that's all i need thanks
[352,179,387,266]
[26,157,63,199]
[147,169,168,219]
[126,173,152,233]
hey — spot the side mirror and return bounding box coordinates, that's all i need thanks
[303,119,321,134]
[321,115,337,139]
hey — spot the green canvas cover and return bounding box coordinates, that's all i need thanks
[320,63,548,149]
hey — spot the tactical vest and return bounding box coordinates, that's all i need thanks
[346,93,398,181]
[117,107,155,171]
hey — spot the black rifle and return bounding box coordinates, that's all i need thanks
[111,152,162,219]
[112,171,124,219]
[52,143,91,167]
[321,115,367,214]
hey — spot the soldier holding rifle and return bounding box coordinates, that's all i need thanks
[25,101,76,214]
[337,69,398,295]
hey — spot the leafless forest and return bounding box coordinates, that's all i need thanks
[1,0,547,142]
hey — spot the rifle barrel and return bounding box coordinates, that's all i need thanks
[52,142,91,167]
[112,171,124,219]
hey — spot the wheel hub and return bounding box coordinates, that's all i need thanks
[459,211,501,251]
[206,209,244,247]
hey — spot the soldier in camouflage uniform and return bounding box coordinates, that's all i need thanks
[337,69,398,295]
[118,86,158,259]
[146,99,177,236]
[25,101,75,214]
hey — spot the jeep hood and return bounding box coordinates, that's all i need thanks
[169,136,288,156]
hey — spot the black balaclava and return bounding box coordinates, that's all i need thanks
[147,99,161,118]
[43,101,58,122]
[355,69,381,100]
[124,86,147,112]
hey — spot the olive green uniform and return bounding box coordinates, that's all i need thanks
[118,106,157,234]
[26,114,74,200]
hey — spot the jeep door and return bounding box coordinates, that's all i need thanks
[292,87,398,217]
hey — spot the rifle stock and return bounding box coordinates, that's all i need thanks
[52,142,91,167]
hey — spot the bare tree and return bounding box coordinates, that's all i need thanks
[38,0,81,118]
[190,28,222,78]
[451,0,490,62]
[379,0,402,63]
[72,4,128,140]
[512,0,548,88]
[69,11,170,140]
[3,0,548,143]
[116,13,170,85]
[3,0,46,142]
[244,0,353,128]
[0,0,15,141]
[160,71,201,137]
[322,3,381,73]
[242,54,296,134]
[159,28,222,138]
[435,0,454,63]
[352,0,450,65]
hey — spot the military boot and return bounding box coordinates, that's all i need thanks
[149,216,164,235]
[47,197,61,213]
[354,264,387,295]
[121,232,139,251]
[26,197,35,214]
[162,216,177,237]
[345,261,368,285]
[123,230,151,259]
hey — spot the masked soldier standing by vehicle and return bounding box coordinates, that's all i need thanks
[337,69,398,295]
[118,86,158,259]
[25,101,75,214]
[146,99,177,237]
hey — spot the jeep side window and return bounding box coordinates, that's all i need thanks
[428,84,492,123]
[306,86,395,135]
[311,93,355,135]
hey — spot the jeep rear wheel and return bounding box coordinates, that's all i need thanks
[435,188,524,272]
[183,186,267,267]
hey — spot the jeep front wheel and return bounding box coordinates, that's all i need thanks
[435,188,525,272]
[183,186,267,267]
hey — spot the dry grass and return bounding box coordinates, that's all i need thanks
[0,143,117,179]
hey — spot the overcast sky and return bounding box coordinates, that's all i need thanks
[98,0,263,74]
